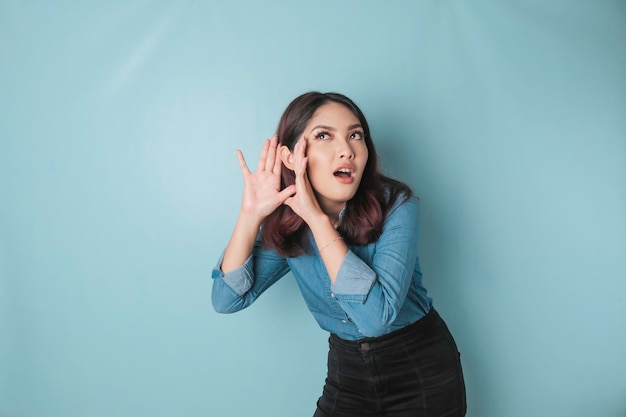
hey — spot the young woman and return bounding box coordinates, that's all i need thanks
[212,92,466,416]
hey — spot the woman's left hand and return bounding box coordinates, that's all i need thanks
[284,137,325,225]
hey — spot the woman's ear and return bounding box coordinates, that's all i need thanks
[279,145,295,170]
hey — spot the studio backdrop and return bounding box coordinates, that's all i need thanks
[1,1,625,416]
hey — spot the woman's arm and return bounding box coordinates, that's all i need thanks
[330,196,422,336]
[212,236,290,313]
[283,137,348,283]
[212,136,295,312]
[221,135,295,273]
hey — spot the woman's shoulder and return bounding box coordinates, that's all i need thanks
[388,192,419,219]
[377,184,420,238]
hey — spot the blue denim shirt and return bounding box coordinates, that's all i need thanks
[211,194,432,340]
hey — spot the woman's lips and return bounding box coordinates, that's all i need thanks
[334,174,355,184]
[333,164,356,184]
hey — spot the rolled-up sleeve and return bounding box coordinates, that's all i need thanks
[331,251,377,303]
[211,239,290,314]
[211,252,255,296]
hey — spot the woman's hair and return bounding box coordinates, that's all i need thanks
[262,91,413,257]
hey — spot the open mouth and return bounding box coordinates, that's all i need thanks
[333,166,355,184]
[333,167,353,179]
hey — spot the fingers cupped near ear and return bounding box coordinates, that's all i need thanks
[295,155,305,175]
[264,135,278,172]
[279,184,296,200]
[257,139,270,171]
[272,148,283,174]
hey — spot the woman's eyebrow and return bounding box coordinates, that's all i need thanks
[310,125,336,133]
[309,123,362,133]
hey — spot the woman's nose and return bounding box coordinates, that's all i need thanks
[338,140,355,159]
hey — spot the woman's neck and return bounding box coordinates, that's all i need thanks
[321,205,345,229]
[315,193,347,228]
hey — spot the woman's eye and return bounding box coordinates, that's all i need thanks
[316,132,330,140]
[350,131,364,140]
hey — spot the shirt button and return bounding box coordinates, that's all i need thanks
[330,293,335,298]
[360,343,370,352]
[342,319,347,323]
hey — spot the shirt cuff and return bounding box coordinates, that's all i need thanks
[211,252,254,295]
[331,250,377,303]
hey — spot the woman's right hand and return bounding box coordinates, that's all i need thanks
[237,135,296,223]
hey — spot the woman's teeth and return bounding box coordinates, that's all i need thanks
[334,168,351,177]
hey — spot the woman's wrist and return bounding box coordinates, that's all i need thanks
[222,211,263,274]
[306,212,333,234]
[236,210,264,232]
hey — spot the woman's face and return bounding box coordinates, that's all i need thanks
[301,102,369,214]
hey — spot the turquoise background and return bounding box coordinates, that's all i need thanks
[1,1,625,416]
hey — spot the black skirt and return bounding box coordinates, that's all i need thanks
[314,308,466,417]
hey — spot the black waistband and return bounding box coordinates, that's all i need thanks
[329,308,441,353]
